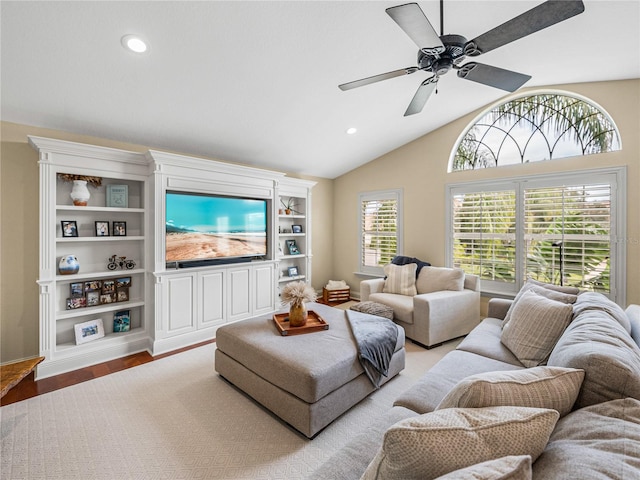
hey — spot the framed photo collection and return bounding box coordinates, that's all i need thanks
[66,276,132,310]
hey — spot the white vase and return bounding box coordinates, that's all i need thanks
[70,180,90,206]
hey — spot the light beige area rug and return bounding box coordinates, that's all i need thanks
[1,338,457,479]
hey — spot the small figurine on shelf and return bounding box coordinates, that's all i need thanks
[107,254,136,270]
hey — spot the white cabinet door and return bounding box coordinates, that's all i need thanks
[254,263,275,315]
[165,274,196,336]
[199,270,225,328]
[227,267,251,321]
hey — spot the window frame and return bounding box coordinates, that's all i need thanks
[446,167,626,306]
[358,189,403,276]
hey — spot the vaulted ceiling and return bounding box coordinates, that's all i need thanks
[2,1,639,178]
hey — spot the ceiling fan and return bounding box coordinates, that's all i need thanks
[339,1,585,116]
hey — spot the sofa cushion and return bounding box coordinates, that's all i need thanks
[628,304,640,347]
[501,289,574,367]
[307,406,418,480]
[369,293,414,324]
[547,294,640,409]
[394,350,524,414]
[502,279,579,327]
[436,366,584,417]
[361,406,558,480]
[456,317,523,366]
[532,398,640,479]
[415,266,465,294]
[434,455,532,480]
[383,263,417,296]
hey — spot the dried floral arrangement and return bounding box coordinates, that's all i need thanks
[281,281,317,306]
[58,173,102,187]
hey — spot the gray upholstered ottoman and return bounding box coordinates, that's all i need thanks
[215,302,405,438]
[350,301,394,320]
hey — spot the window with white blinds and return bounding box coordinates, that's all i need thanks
[447,168,625,304]
[359,189,403,275]
[452,189,516,286]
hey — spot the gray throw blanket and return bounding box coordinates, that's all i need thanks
[346,309,398,388]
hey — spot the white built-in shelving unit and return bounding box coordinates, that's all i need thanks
[276,178,316,300]
[30,136,152,379]
[31,136,316,378]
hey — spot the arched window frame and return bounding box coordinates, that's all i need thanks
[448,90,622,172]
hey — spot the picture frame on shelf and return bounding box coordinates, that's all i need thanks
[113,310,131,333]
[61,220,78,237]
[287,266,299,277]
[116,288,129,302]
[285,239,300,255]
[74,318,105,345]
[106,184,128,208]
[100,293,117,304]
[292,224,303,234]
[84,280,102,292]
[116,276,131,289]
[70,282,84,298]
[112,221,126,236]
[102,280,115,294]
[66,297,86,310]
[86,291,100,307]
[95,221,109,236]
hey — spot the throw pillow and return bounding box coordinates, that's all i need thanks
[383,263,417,296]
[434,455,532,480]
[360,406,558,480]
[436,366,585,417]
[501,290,574,367]
[415,266,465,294]
[503,279,579,327]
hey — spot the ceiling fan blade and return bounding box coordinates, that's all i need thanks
[339,67,418,91]
[404,80,437,116]
[457,62,531,92]
[464,0,585,56]
[386,3,444,55]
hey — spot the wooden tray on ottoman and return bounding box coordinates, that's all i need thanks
[273,311,329,336]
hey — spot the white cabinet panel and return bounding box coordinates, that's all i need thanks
[228,267,251,321]
[200,270,225,327]
[254,263,275,314]
[166,275,195,335]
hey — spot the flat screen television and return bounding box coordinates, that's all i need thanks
[165,191,268,266]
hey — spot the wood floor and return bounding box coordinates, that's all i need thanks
[0,340,214,407]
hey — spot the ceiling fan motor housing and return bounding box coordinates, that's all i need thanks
[418,34,467,75]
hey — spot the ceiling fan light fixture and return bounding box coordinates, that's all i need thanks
[121,34,148,53]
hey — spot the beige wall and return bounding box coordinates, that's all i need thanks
[2,78,638,364]
[0,122,333,363]
[334,79,640,307]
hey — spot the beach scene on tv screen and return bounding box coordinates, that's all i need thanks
[166,193,267,262]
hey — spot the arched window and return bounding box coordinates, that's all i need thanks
[450,92,621,171]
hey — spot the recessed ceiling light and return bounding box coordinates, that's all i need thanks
[121,34,148,53]
[346,127,358,135]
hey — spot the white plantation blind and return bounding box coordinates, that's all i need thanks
[447,168,624,303]
[452,189,517,290]
[359,190,402,275]
[524,184,611,290]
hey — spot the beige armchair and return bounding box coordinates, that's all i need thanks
[360,266,481,348]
